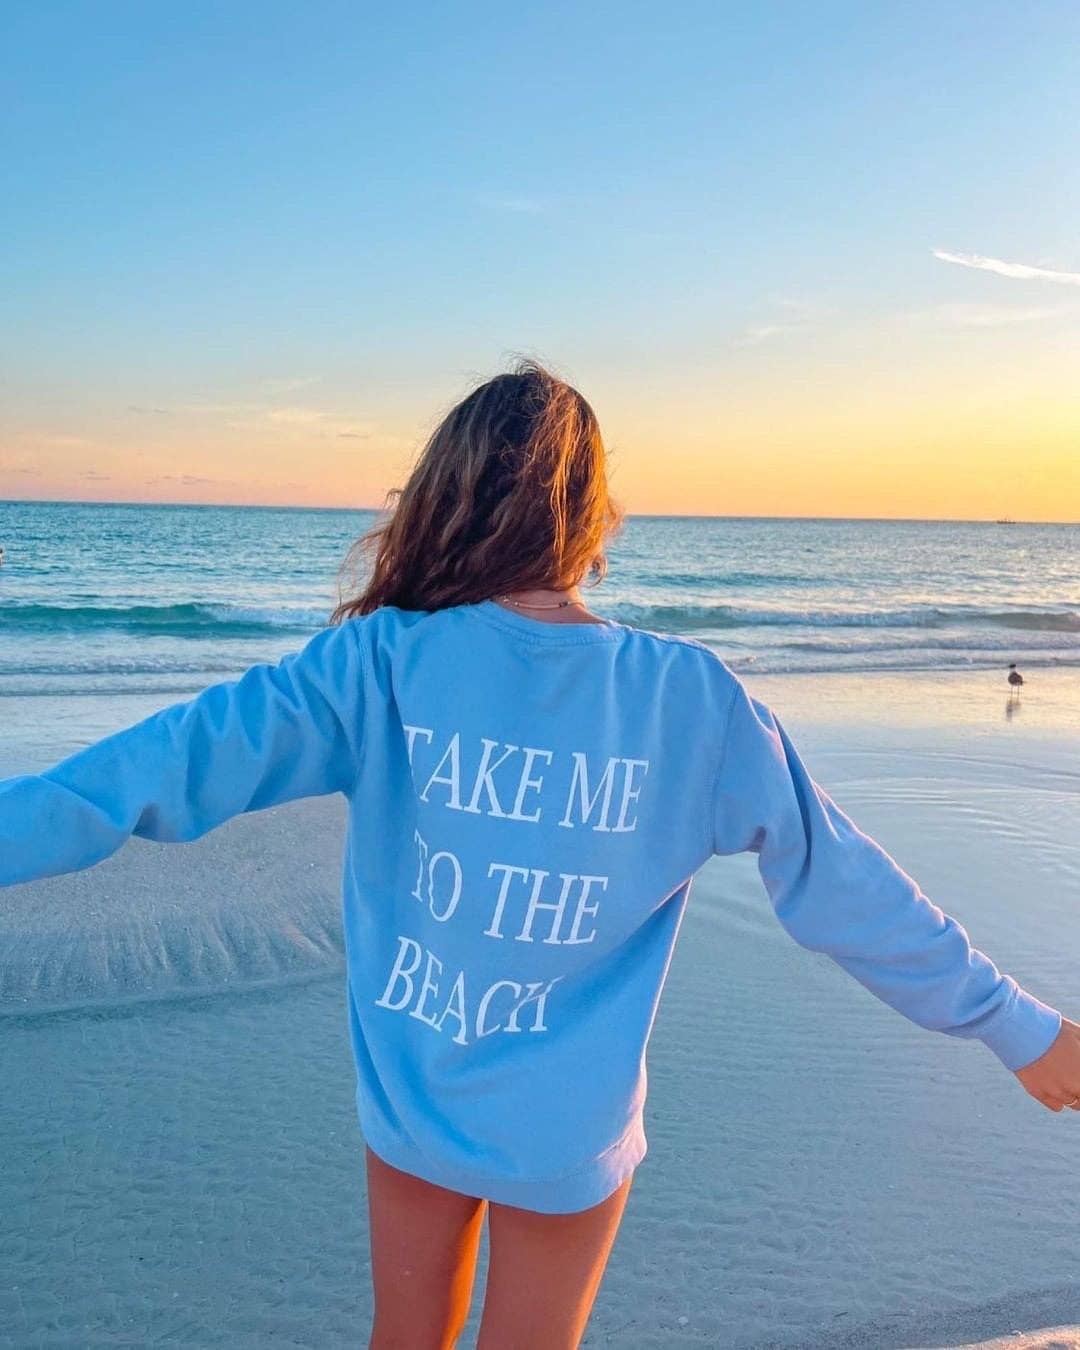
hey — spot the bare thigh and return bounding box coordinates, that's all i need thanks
[365,1146,488,1350]
[477,1174,634,1350]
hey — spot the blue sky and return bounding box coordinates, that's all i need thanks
[2,1,1078,516]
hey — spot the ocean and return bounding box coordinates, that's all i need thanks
[1,500,1077,770]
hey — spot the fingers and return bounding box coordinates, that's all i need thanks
[1022,1084,1067,1112]
[1014,1066,1080,1112]
[1027,1087,1080,1112]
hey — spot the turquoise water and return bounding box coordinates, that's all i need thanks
[1,500,1077,768]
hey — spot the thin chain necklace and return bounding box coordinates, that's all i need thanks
[495,591,583,611]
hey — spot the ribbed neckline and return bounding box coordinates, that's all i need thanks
[469,599,625,644]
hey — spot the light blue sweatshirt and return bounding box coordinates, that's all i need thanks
[0,600,1062,1212]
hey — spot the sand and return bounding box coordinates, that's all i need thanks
[2,665,1079,1347]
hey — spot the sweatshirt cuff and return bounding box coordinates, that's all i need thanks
[978,983,1063,1072]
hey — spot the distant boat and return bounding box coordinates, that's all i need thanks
[993,517,1016,524]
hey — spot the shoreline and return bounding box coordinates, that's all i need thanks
[3,661,1079,781]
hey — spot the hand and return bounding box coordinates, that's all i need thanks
[1014,1017,1080,1111]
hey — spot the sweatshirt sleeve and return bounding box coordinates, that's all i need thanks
[0,620,367,888]
[712,676,1062,1073]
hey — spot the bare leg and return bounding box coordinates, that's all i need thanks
[477,1174,634,1349]
[365,1145,488,1349]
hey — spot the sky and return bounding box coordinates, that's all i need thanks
[1,1,1078,520]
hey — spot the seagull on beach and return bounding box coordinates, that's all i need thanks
[1007,663,1024,696]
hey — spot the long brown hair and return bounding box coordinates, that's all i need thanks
[330,359,624,622]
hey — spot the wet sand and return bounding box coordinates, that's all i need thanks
[2,665,1079,1347]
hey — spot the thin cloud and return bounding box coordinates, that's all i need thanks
[933,249,1080,286]
[145,473,238,487]
[169,399,378,441]
[177,401,261,416]
[734,296,825,347]
[127,404,172,416]
[769,297,817,318]
[265,406,325,426]
[929,302,1072,328]
[259,375,322,393]
[39,434,93,448]
[735,322,802,346]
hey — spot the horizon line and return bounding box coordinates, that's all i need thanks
[0,498,1075,526]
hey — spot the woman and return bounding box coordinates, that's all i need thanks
[2,359,1078,1350]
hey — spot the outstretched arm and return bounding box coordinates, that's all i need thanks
[712,676,1078,1107]
[0,620,366,888]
